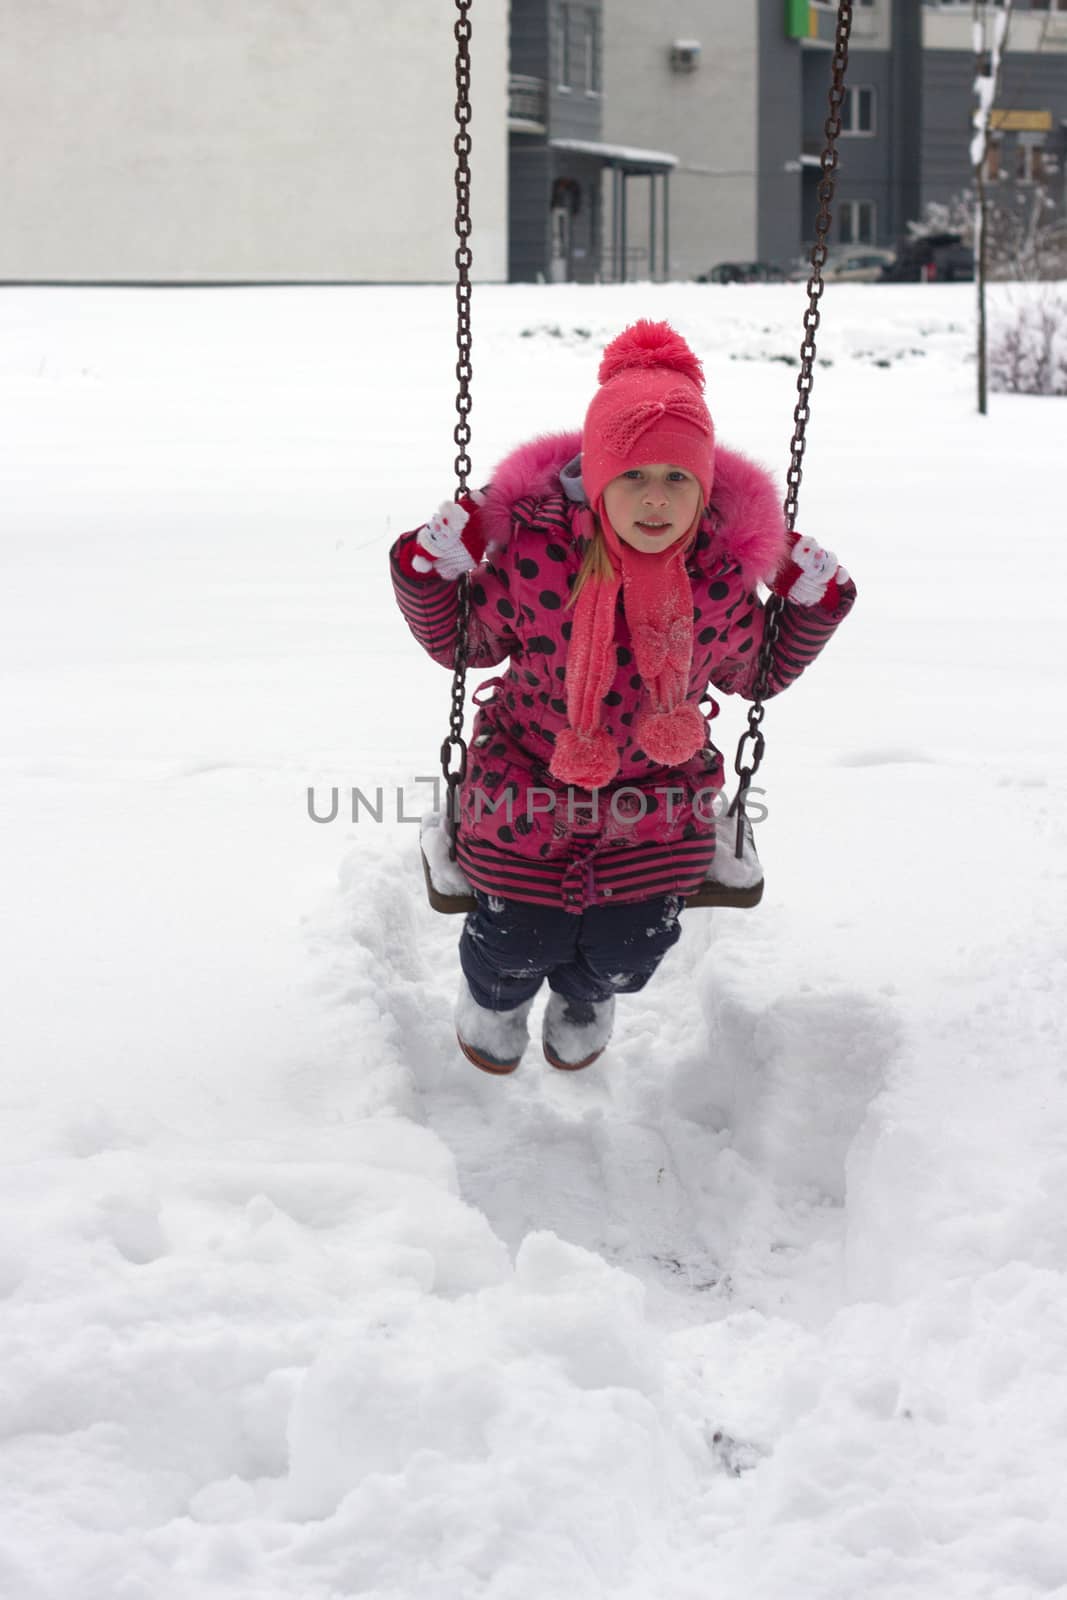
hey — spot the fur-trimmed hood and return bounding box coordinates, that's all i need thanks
[482,430,788,587]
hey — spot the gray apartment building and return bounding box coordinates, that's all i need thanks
[2,1,1063,285]
[924,0,1067,214]
[508,0,1067,283]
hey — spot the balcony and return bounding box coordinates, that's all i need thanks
[785,1,838,47]
[509,75,546,135]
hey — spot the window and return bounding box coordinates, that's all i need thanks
[1016,140,1047,183]
[1031,1,1067,12]
[558,5,599,93]
[558,3,571,90]
[840,200,877,245]
[841,85,875,135]
[583,8,601,94]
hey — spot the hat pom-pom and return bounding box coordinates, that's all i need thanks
[550,727,619,791]
[598,320,705,390]
[636,703,706,767]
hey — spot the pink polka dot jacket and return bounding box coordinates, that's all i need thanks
[390,431,856,913]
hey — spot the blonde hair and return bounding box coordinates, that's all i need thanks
[568,513,702,607]
[568,519,615,606]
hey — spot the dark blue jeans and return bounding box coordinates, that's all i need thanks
[459,892,684,1013]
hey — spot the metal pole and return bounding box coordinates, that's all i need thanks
[620,172,628,283]
[649,173,658,280]
[663,172,670,281]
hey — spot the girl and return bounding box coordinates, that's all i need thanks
[390,321,855,1075]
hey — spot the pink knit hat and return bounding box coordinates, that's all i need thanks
[581,320,715,507]
[550,322,717,792]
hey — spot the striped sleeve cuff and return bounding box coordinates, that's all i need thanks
[767,580,857,696]
[390,533,461,662]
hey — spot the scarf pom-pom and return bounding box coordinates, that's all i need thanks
[549,727,619,791]
[636,703,706,767]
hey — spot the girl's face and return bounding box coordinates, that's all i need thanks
[602,464,702,553]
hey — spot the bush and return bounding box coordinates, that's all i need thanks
[989,289,1067,396]
[909,191,1067,283]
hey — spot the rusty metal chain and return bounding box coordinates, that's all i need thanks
[441,574,470,849]
[731,0,853,858]
[453,0,474,496]
[783,0,852,535]
[441,0,475,860]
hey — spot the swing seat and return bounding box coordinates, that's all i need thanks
[420,810,479,914]
[420,809,763,914]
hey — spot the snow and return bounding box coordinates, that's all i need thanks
[971,1,1015,168]
[549,137,679,170]
[1,280,1065,1598]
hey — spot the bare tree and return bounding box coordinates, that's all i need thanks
[909,190,1067,283]
[971,0,1016,415]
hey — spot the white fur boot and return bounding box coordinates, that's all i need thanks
[455,981,535,1075]
[542,992,615,1071]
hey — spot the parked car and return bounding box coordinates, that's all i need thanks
[880,232,975,282]
[823,249,897,283]
[788,248,896,283]
[696,260,787,285]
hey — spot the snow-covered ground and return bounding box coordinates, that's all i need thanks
[1,282,1065,1599]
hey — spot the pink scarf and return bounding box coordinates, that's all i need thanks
[549,502,706,791]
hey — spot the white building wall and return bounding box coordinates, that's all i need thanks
[923,5,1067,54]
[849,0,892,51]
[0,0,508,282]
[601,0,760,280]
